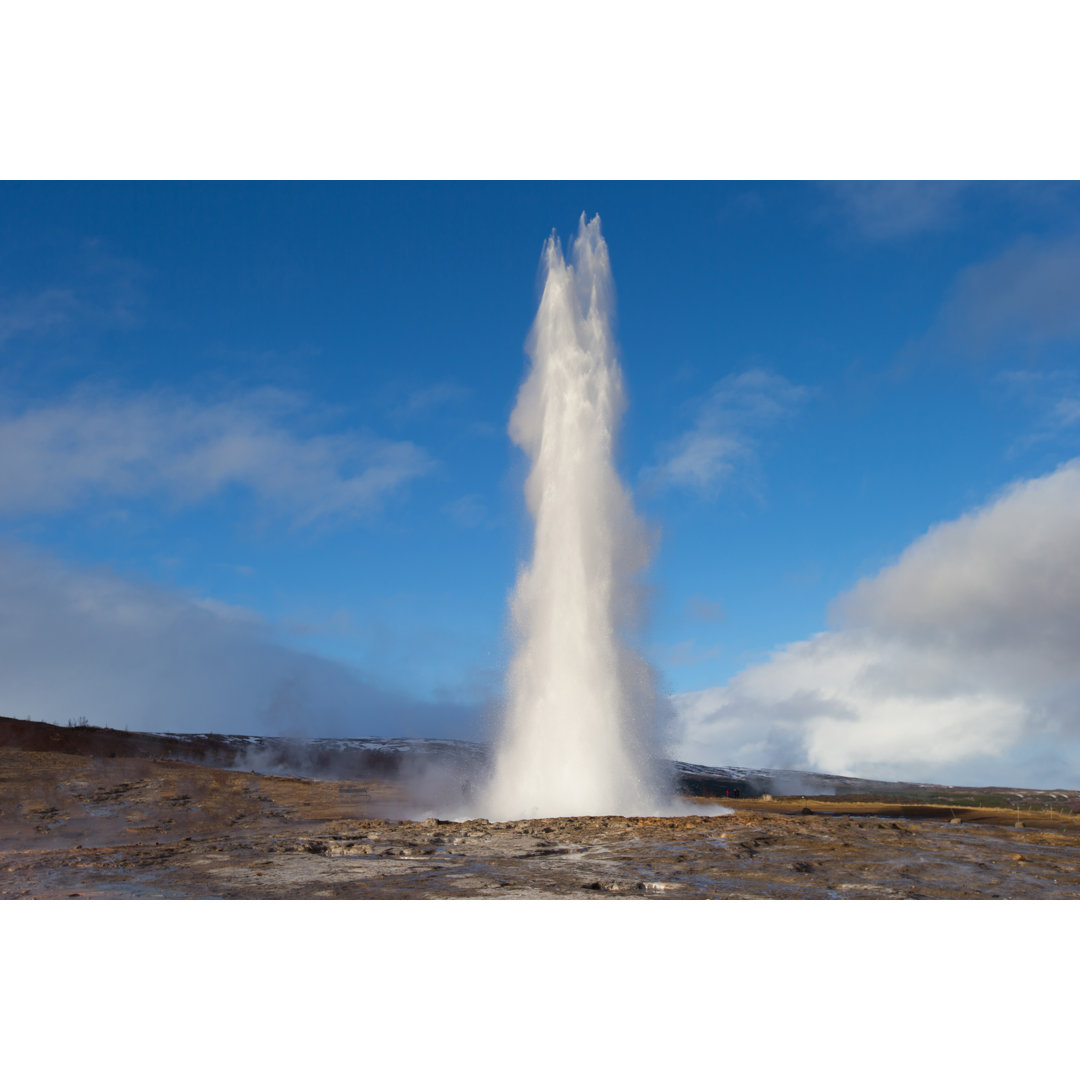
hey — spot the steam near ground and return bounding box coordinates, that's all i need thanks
[230,737,730,821]
[235,740,483,818]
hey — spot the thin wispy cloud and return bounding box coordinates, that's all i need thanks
[824,181,969,241]
[642,369,808,497]
[1055,397,1080,426]
[0,386,435,523]
[686,595,725,622]
[936,237,1080,353]
[995,369,1080,453]
[673,460,1080,787]
[0,241,146,348]
[0,287,81,347]
[443,493,492,529]
[657,639,723,669]
[391,380,471,418]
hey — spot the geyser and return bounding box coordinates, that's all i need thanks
[480,215,670,819]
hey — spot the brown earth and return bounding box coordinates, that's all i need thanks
[3,742,1080,899]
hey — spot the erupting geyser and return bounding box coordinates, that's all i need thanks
[480,215,671,819]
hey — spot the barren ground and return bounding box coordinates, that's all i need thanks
[3,742,1080,899]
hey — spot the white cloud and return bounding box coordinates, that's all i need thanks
[0,543,475,738]
[642,369,807,497]
[0,386,434,522]
[673,461,1080,787]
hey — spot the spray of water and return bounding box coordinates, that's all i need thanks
[480,214,672,819]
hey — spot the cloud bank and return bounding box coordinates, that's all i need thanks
[673,461,1080,787]
[0,543,477,739]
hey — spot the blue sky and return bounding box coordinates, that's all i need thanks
[3,181,1080,786]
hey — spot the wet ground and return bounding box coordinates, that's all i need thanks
[3,747,1080,899]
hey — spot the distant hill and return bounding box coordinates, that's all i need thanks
[2,716,1076,809]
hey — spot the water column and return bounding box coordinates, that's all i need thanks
[482,215,667,819]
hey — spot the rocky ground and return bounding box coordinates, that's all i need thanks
[3,733,1080,899]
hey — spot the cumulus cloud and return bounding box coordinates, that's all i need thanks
[937,237,1080,353]
[0,386,434,522]
[673,461,1080,787]
[824,181,969,241]
[642,369,807,496]
[0,543,477,738]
